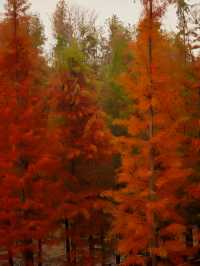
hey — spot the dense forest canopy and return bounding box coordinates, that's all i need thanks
[0,0,199,265]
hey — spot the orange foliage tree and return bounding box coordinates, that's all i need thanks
[0,1,54,265]
[47,56,113,264]
[39,1,115,263]
[111,0,194,265]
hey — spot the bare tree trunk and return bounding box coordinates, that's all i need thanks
[38,239,42,266]
[72,241,77,265]
[21,191,34,266]
[183,15,187,64]
[13,0,19,83]
[64,218,72,264]
[116,253,121,264]
[88,235,94,265]
[100,232,106,266]
[8,249,14,266]
[24,254,34,266]
[24,241,34,266]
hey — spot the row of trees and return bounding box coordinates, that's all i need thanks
[0,0,199,265]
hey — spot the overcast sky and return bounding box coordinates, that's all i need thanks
[0,0,194,49]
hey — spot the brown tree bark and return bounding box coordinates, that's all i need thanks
[38,239,42,266]
[24,241,34,266]
[8,249,14,266]
[64,218,72,264]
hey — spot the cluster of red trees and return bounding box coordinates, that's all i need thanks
[0,0,199,265]
[0,0,114,265]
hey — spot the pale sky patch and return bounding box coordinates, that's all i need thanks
[0,0,198,50]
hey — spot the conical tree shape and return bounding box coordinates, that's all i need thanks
[111,1,192,265]
[0,1,51,265]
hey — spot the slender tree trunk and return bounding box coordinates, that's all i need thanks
[88,235,94,265]
[63,145,76,264]
[21,190,34,266]
[64,218,72,263]
[72,241,77,265]
[116,254,121,264]
[13,0,19,83]
[24,241,34,266]
[38,239,42,266]
[148,0,157,266]
[100,232,106,266]
[21,189,34,266]
[183,16,187,64]
[8,249,14,266]
[24,255,34,266]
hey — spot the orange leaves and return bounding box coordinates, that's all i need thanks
[189,185,200,200]
[128,116,148,136]
[152,247,168,258]
[67,148,81,160]
[146,200,168,217]
[156,167,191,190]
[163,240,186,253]
[0,0,198,264]
[112,118,129,128]
[110,3,197,265]
[34,156,61,176]
[161,224,186,237]
[118,72,136,98]
[122,255,146,266]
[192,138,200,152]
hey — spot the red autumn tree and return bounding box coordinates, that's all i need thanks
[183,54,200,259]
[0,1,55,265]
[111,0,193,265]
[46,2,114,262]
[47,63,113,264]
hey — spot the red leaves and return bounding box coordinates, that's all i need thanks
[0,0,198,265]
[110,2,199,265]
[161,224,186,237]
